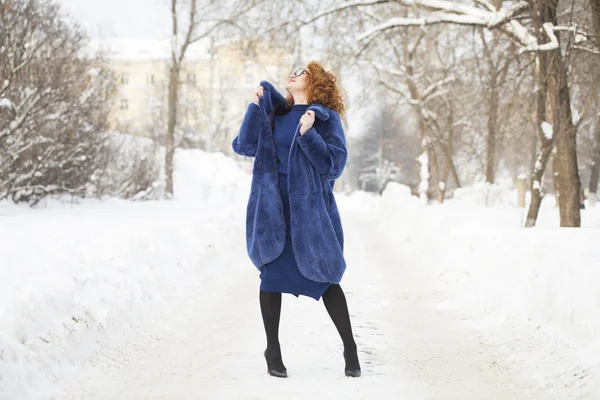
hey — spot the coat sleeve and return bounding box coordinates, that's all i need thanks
[231,103,261,157]
[296,113,347,180]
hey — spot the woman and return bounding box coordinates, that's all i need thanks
[232,61,361,378]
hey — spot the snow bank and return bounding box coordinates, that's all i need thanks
[380,182,420,210]
[173,149,250,203]
[0,149,250,399]
[360,184,600,375]
[452,180,518,207]
[338,189,379,214]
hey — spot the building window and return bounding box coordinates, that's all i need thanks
[121,73,129,85]
[120,98,129,110]
[186,73,196,85]
[146,74,155,85]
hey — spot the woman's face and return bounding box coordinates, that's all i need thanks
[285,67,309,93]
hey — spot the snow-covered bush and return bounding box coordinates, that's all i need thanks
[452,181,518,207]
[92,133,163,200]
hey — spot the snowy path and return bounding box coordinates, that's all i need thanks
[54,206,595,400]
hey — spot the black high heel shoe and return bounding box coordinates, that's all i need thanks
[343,348,361,377]
[264,348,287,378]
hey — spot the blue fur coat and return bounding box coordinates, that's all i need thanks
[232,80,347,283]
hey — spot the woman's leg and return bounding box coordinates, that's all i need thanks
[322,284,361,377]
[259,290,287,377]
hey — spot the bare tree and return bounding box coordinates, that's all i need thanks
[472,29,524,184]
[525,44,555,226]
[164,0,262,197]
[370,26,463,202]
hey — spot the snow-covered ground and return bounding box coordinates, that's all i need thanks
[1,149,599,399]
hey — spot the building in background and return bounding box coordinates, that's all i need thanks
[100,38,294,153]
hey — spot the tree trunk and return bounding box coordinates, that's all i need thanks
[486,83,499,183]
[438,105,459,200]
[525,50,553,227]
[529,119,539,182]
[526,145,554,226]
[552,152,560,207]
[479,28,501,184]
[588,123,600,206]
[444,103,461,189]
[430,145,444,203]
[165,63,179,198]
[551,55,581,226]
[440,161,449,200]
[527,0,581,227]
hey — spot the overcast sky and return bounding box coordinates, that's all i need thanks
[58,0,172,39]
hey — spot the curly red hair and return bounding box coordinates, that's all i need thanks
[286,61,345,116]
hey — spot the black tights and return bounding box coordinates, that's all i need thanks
[259,284,358,361]
[322,284,357,352]
[259,290,283,349]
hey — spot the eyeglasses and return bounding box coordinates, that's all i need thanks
[292,68,308,78]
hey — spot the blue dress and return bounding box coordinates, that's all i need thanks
[259,104,332,300]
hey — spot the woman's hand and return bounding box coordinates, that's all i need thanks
[252,86,264,105]
[299,110,315,135]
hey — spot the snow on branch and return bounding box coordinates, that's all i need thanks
[0,98,14,110]
[519,23,559,53]
[359,14,488,43]
[355,0,542,51]
[403,0,491,19]
[499,20,537,48]
[487,1,530,28]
